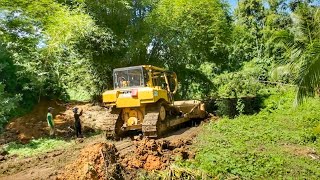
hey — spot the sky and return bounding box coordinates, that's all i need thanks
[227,0,320,10]
[228,0,238,10]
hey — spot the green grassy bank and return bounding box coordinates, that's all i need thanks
[177,88,320,179]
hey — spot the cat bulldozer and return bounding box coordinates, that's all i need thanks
[98,65,206,138]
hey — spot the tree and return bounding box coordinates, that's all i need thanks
[145,0,232,98]
[290,4,320,104]
[0,0,117,100]
[273,2,320,104]
[235,0,266,58]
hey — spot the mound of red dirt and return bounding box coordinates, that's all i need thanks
[0,100,106,144]
[120,138,194,171]
[2,100,67,143]
[58,143,123,180]
[58,138,195,179]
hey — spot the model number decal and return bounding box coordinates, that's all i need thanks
[120,93,131,98]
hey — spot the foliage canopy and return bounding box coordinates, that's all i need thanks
[0,0,319,127]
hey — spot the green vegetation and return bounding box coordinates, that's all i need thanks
[3,138,73,158]
[1,0,320,128]
[176,88,320,179]
[1,1,320,178]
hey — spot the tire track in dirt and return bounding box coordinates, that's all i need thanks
[114,139,135,157]
[113,120,205,158]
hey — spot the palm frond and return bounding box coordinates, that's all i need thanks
[271,30,293,45]
[295,40,320,105]
[270,65,292,81]
[313,8,320,39]
[270,30,294,64]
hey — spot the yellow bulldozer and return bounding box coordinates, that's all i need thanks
[100,65,206,138]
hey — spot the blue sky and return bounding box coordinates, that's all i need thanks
[227,0,320,10]
[228,0,238,10]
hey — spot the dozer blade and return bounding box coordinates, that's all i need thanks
[174,100,206,119]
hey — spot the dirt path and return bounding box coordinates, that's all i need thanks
[0,134,105,180]
[0,100,210,179]
[0,123,205,180]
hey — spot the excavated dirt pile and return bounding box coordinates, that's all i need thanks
[120,138,195,171]
[58,143,123,180]
[0,100,107,144]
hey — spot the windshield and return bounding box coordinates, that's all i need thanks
[113,67,145,89]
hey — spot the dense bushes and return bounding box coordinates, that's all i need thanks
[215,96,264,118]
[1,0,319,131]
[0,84,21,131]
[0,45,21,130]
[203,59,269,117]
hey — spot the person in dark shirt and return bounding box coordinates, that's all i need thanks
[73,107,83,138]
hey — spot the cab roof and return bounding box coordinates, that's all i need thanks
[113,65,167,72]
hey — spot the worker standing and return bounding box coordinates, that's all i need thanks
[73,107,83,138]
[47,107,55,136]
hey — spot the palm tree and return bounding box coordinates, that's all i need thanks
[274,4,320,105]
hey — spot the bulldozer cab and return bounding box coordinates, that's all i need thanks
[150,71,177,93]
[112,65,178,95]
[113,66,146,89]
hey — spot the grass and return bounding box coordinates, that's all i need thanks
[3,138,73,158]
[175,88,320,179]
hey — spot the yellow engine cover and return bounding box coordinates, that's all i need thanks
[103,87,170,107]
